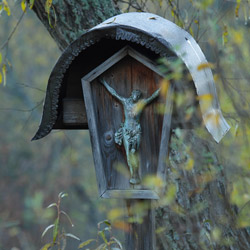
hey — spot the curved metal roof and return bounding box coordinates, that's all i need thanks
[33,12,230,142]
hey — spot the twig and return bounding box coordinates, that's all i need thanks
[0,100,43,112]
[0,11,26,51]
[15,82,45,92]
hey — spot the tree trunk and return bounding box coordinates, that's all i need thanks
[32,0,120,51]
[155,129,250,250]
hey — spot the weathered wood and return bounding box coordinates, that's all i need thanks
[81,47,169,197]
[82,46,169,83]
[157,83,174,183]
[86,57,163,192]
[101,190,159,199]
[81,80,108,195]
[63,99,87,125]
[125,200,156,250]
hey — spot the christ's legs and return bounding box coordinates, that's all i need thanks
[124,139,140,185]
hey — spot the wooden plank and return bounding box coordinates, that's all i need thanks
[81,80,108,196]
[101,190,159,199]
[157,83,174,182]
[82,46,129,82]
[125,200,156,250]
[128,48,165,77]
[63,99,87,125]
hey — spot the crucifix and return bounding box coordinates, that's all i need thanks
[100,78,161,185]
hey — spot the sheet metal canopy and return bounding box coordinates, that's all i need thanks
[93,12,230,142]
[33,12,230,142]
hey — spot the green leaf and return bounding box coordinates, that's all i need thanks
[47,203,57,209]
[110,237,123,249]
[58,192,68,199]
[61,193,68,198]
[41,224,54,238]
[29,0,35,9]
[0,52,2,64]
[78,239,96,249]
[40,243,54,250]
[45,0,53,14]
[96,243,107,250]
[64,233,80,241]
[98,230,108,244]
[60,210,74,227]
[53,217,59,243]
[0,72,2,84]
[21,0,27,12]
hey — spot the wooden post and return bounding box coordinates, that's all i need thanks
[124,84,174,250]
[125,200,155,250]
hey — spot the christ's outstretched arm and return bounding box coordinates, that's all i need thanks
[145,88,161,105]
[99,78,125,103]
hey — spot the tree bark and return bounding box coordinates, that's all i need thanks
[155,129,250,250]
[32,0,120,51]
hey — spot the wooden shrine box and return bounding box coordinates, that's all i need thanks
[33,13,230,200]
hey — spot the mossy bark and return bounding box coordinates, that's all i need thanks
[32,0,120,51]
[155,129,250,250]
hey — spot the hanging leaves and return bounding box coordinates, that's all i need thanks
[45,0,53,14]
[29,0,35,9]
[2,0,11,16]
[223,25,228,46]
[235,0,241,19]
[78,239,97,249]
[21,0,27,12]
[45,0,55,27]
[41,224,55,238]
[197,62,214,71]
[40,243,54,250]
[2,64,7,86]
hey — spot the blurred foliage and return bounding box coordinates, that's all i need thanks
[0,0,250,249]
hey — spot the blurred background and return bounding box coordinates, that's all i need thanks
[0,3,123,249]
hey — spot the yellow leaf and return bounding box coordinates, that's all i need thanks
[2,64,7,86]
[160,79,170,96]
[108,208,125,221]
[231,30,243,45]
[40,243,54,250]
[142,175,164,189]
[213,73,219,82]
[0,53,2,64]
[197,62,214,71]
[235,1,241,18]
[0,72,2,84]
[196,94,213,101]
[45,0,53,14]
[211,227,221,242]
[3,0,11,16]
[133,100,146,114]
[185,158,194,171]
[78,239,96,249]
[223,25,228,46]
[21,0,27,12]
[112,220,130,232]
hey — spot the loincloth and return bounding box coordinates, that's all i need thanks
[115,123,141,151]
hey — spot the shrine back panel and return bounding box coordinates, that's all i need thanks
[90,56,164,192]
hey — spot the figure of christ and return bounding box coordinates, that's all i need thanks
[100,78,161,185]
